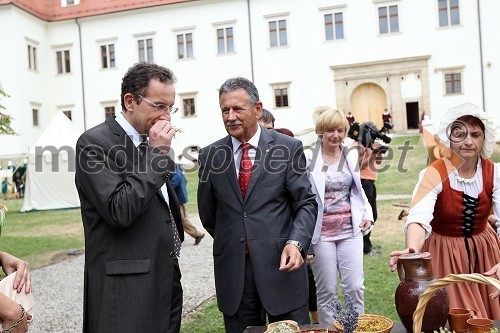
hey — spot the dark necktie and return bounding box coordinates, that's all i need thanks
[138,138,148,157]
[238,143,253,199]
[138,138,181,257]
[168,205,182,257]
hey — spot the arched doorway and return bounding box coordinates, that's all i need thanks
[350,83,387,129]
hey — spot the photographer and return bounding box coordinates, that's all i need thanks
[353,122,387,255]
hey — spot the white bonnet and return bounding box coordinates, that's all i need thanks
[437,102,496,158]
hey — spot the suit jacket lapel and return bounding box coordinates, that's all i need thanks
[105,116,138,165]
[218,138,244,204]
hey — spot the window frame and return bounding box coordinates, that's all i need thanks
[32,108,39,127]
[377,4,400,35]
[438,0,460,27]
[324,11,345,41]
[179,93,198,118]
[268,19,288,48]
[61,0,79,7]
[176,32,194,60]
[443,69,464,95]
[137,37,154,63]
[62,110,72,120]
[26,40,38,72]
[100,43,116,69]
[216,27,235,55]
[55,49,71,74]
[104,106,116,119]
[271,83,291,109]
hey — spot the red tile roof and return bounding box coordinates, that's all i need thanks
[0,0,196,21]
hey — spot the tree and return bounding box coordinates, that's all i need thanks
[0,87,16,135]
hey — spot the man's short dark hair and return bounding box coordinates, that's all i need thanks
[121,63,176,111]
[219,77,260,106]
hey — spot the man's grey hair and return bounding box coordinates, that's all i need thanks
[219,77,260,106]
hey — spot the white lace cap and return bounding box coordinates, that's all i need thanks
[437,102,496,158]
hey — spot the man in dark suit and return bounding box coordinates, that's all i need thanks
[75,63,183,333]
[197,77,318,332]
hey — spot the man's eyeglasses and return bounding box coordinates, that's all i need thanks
[136,94,179,114]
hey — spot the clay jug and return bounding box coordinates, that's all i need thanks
[395,253,449,333]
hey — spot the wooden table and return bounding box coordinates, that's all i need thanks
[244,320,500,332]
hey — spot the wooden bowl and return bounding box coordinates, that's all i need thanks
[334,314,393,333]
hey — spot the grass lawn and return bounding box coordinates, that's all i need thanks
[0,199,84,269]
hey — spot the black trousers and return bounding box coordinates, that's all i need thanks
[223,256,309,333]
[361,179,377,254]
[168,259,183,333]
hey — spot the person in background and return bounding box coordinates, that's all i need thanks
[12,172,22,199]
[2,178,8,201]
[75,62,184,332]
[381,109,392,134]
[390,103,500,319]
[346,111,355,126]
[258,108,275,130]
[419,110,428,134]
[170,164,205,245]
[198,77,317,332]
[305,108,373,323]
[356,122,385,256]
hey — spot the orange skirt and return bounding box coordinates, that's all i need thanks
[423,225,500,319]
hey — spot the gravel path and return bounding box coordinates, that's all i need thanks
[28,215,214,333]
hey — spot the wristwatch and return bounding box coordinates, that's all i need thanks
[286,240,303,253]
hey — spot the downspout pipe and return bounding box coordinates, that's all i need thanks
[477,0,486,111]
[75,18,87,130]
[246,0,255,82]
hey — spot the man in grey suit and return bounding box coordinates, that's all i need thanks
[198,77,318,332]
[75,63,183,333]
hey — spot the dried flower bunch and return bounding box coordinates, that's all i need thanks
[327,294,359,333]
[267,322,298,333]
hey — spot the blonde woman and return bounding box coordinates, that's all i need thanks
[305,108,373,324]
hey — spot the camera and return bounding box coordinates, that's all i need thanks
[348,122,391,152]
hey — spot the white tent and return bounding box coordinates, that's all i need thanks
[21,112,81,212]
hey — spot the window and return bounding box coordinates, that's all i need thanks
[444,72,462,95]
[61,0,79,7]
[138,38,153,63]
[217,28,234,54]
[177,33,193,59]
[28,45,37,71]
[104,106,115,118]
[325,13,344,40]
[56,50,71,74]
[63,111,72,120]
[100,44,115,69]
[182,97,196,117]
[269,20,287,47]
[272,84,290,108]
[378,5,399,34]
[438,0,460,27]
[32,109,39,126]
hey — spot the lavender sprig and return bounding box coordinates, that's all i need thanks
[326,294,359,333]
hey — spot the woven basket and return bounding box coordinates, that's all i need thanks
[334,314,394,333]
[412,273,500,333]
